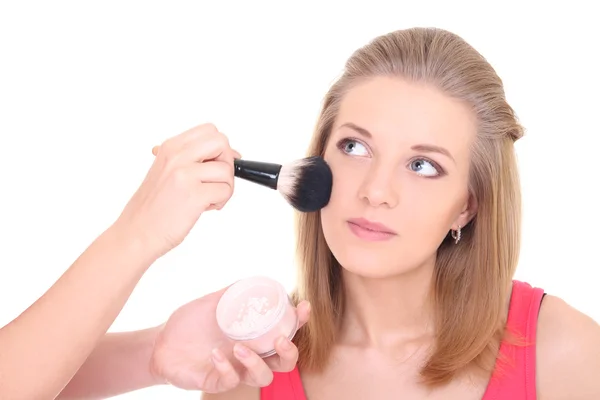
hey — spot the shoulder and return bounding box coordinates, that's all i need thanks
[201,385,260,400]
[536,294,600,399]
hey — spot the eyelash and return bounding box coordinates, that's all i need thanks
[336,137,370,156]
[335,137,446,177]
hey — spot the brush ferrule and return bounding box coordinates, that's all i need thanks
[233,159,282,190]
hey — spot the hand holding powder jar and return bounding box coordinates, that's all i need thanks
[215,276,299,357]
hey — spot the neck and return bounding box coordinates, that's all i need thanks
[339,256,436,349]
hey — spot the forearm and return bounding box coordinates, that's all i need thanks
[0,225,155,400]
[57,327,164,399]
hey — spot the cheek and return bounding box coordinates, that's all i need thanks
[321,171,354,219]
[325,152,372,203]
[401,181,468,234]
[320,154,366,227]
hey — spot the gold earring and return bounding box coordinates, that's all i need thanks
[451,225,461,244]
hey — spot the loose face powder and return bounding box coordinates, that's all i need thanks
[216,276,299,357]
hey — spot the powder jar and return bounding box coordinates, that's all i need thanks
[216,276,299,358]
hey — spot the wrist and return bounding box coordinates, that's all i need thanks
[147,324,170,387]
[102,222,158,272]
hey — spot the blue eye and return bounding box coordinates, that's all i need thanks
[337,138,369,156]
[409,159,440,177]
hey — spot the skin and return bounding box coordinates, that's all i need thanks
[0,124,308,399]
[203,77,600,399]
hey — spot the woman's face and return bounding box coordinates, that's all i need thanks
[320,76,478,278]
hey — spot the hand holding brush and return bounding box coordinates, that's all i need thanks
[152,135,333,213]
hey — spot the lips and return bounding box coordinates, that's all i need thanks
[346,218,397,241]
[347,218,397,234]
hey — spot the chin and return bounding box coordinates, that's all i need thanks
[339,262,402,280]
[326,239,409,279]
[336,251,432,282]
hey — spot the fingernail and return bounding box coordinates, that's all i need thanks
[211,348,225,363]
[234,345,250,358]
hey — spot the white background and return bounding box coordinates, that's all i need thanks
[1,1,598,398]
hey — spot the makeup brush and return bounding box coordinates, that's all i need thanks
[233,156,333,212]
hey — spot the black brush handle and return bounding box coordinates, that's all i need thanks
[233,158,282,190]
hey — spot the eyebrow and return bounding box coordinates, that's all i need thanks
[411,144,455,163]
[340,122,372,138]
[338,122,455,163]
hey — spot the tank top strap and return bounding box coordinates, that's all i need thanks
[483,280,545,400]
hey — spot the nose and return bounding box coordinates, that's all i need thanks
[357,161,399,208]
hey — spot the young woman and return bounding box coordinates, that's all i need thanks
[203,27,600,399]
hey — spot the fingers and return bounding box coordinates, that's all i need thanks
[152,124,242,168]
[152,144,241,158]
[154,144,241,170]
[180,130,233,165]
[269,336,299,372]
[206,300,310,391]
[191,160,234,187]
[150,125,239,212]
[233,343,274,387]
[171,161,233,192]
[192,157,235,209]
[158,123,221,159]
[210,348,241,391]
[264,301,310,372]
[196,182,233,211]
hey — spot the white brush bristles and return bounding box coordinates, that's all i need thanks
[276,158,308,198]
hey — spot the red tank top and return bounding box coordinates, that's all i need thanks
[261,280,545,400]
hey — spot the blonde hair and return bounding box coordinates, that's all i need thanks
[291,27,524,387]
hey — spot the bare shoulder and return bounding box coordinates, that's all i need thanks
[536,294,600,399]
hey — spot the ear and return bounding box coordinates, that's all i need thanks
[452,192,478,230]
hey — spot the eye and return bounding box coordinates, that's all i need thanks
[409,158,441,177]
[337,138,369,157]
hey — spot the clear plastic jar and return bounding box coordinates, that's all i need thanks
[216,276,299,357]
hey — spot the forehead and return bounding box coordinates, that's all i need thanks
[333,77,477,157]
